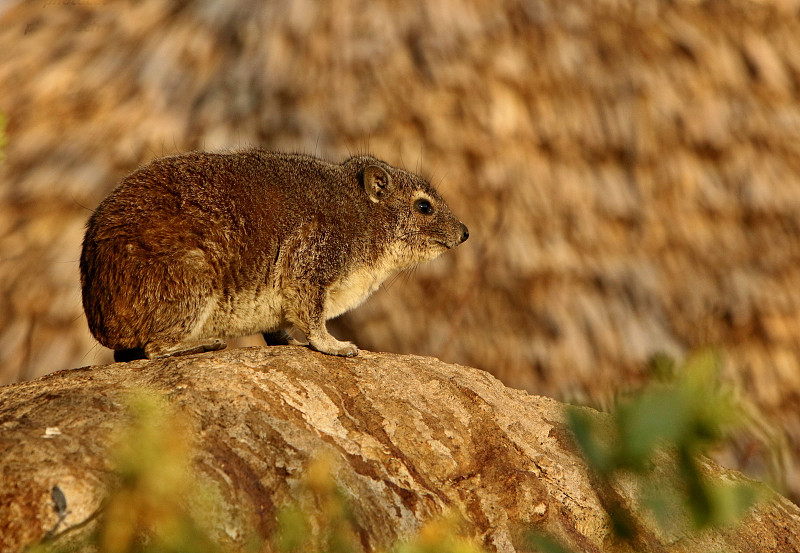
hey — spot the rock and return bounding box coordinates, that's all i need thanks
[1,347,798,552]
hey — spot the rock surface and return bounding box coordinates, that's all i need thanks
[1,347,798,553]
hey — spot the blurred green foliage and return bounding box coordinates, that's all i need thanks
[29,392,228,553]
[274,456,485,553]
[523,534,575,553]
[273,455,362,553]
[96,393,225,553]
[566,350,762,539]
[389,513,485,553]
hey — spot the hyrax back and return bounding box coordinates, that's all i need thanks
[80,150,469,360]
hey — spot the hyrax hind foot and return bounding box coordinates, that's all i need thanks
[143,338,227,359]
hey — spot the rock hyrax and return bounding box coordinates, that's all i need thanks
[80,150,469,361]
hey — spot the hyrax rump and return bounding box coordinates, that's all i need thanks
[80,150,469,361]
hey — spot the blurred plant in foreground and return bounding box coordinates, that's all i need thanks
[275,455,485,553]
[566,350,763,541]
[96,392,225,553]
[273,455,361,553]
[33,391,227,553]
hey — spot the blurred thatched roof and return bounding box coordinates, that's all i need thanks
[1,1,799,500]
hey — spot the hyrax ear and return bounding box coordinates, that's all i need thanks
[363,165,393,203]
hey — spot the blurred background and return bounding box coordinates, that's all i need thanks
[1,0,799,502]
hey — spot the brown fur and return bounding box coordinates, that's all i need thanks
[80,150,468,360]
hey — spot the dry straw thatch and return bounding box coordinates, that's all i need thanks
[1,0,799,500]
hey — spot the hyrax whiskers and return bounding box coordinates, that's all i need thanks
[80,150,469,361]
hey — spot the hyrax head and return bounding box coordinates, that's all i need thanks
[354,156,469,267]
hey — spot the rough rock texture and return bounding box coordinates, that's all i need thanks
[1,0,800,500]
[1,347,799,553]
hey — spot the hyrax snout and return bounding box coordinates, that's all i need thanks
[80,150,468,361]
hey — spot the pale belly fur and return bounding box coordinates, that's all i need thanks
[194,284,285,339]
[191,254,400,340]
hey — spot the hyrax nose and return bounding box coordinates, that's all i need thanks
[459,223,469,244]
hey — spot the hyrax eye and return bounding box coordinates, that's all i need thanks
[414,198,434,215]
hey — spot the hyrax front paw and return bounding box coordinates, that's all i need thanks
[330,341,359,357]
[308,336,359,357]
